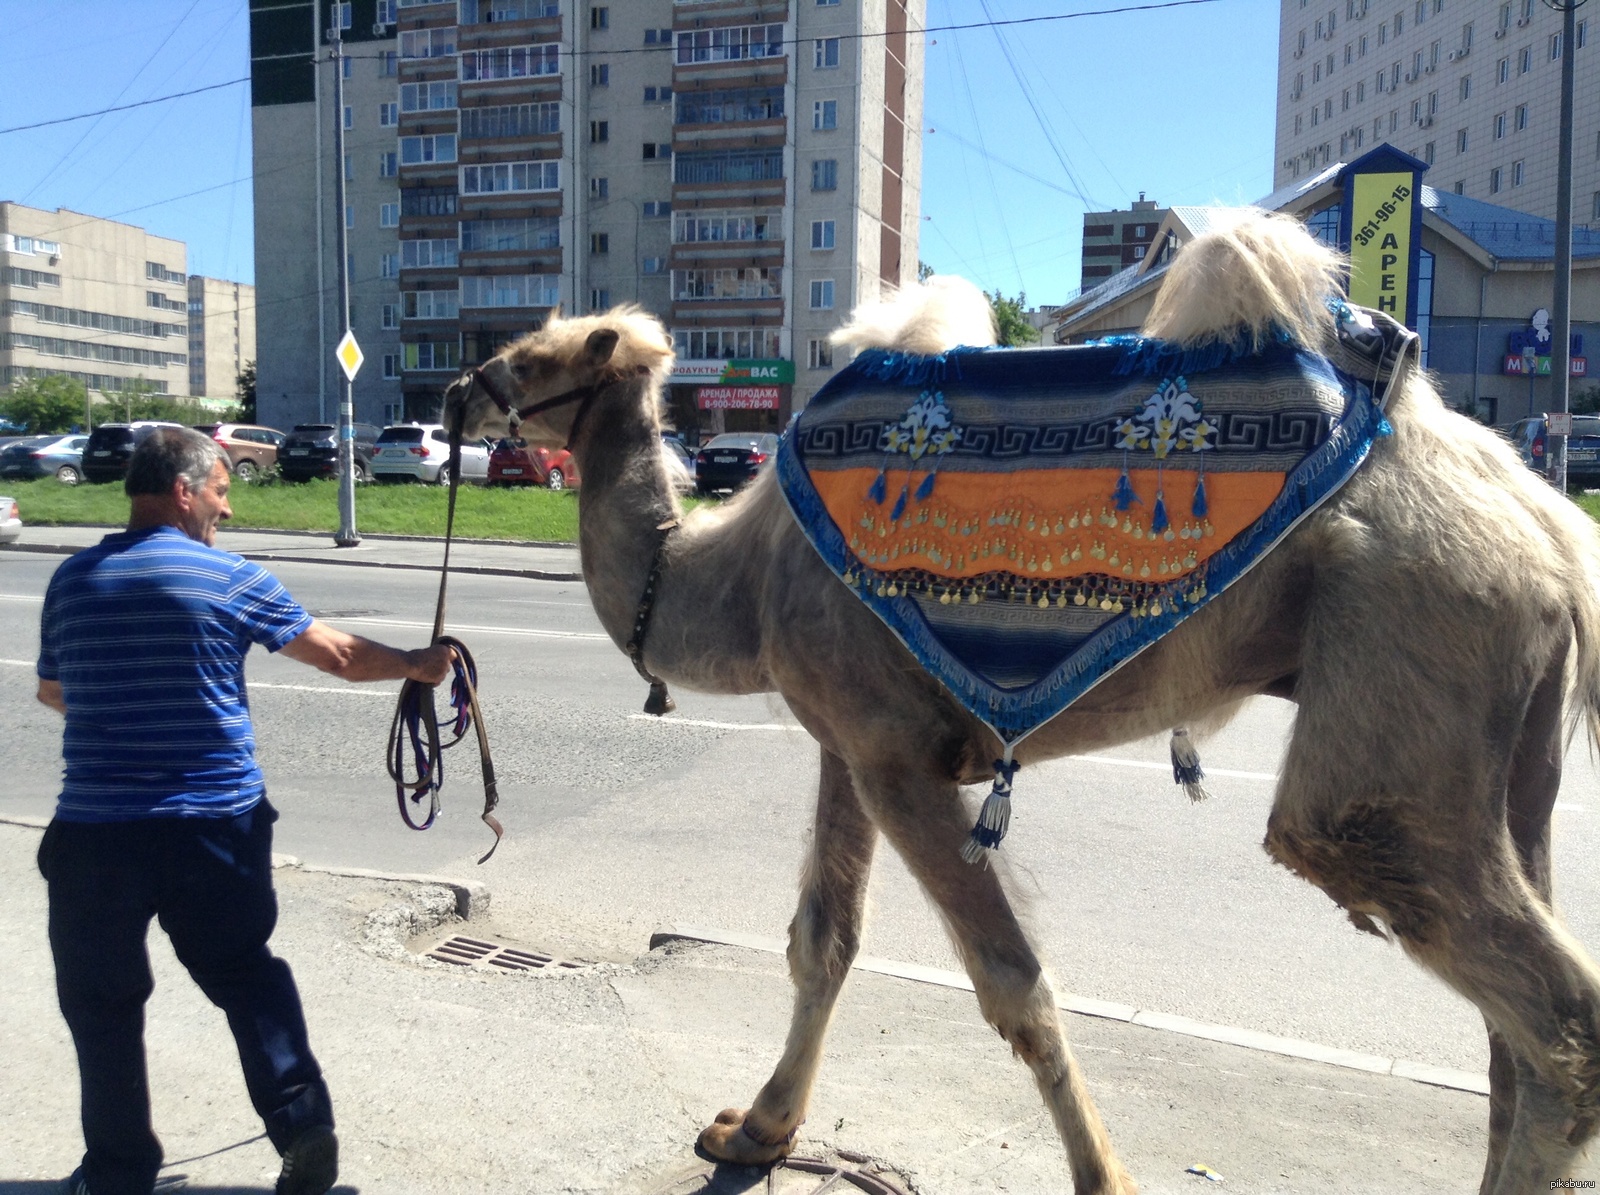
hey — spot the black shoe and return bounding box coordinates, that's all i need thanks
[60,1169,89,1195]
[275,1126,338,1195]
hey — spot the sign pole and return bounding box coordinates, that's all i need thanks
[329,8,360,546]
[1549,0,1585,492]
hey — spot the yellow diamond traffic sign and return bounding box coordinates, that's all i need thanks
[335,330,364,381]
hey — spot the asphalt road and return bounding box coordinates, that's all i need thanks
[7,552,1600,1080]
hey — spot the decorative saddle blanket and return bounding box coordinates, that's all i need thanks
[777,303,1418,759]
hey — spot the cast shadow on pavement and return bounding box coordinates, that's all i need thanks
[0,1185,358,1194]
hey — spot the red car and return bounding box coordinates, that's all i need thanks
[488,437,580,490]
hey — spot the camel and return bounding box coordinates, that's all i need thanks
[445,211,1600,1194]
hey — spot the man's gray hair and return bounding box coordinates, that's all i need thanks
[125,428,227,497]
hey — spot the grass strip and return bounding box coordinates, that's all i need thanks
[1,477,582,542]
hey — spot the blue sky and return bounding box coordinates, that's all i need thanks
[0,0,1277,308]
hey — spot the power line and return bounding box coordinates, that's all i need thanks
[0,77,248,137]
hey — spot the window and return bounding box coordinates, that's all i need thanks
[674,149,783,184]
[810,279,835,309]
[377,0,396,21]
[343,105,353,130]
[333,2,351,29]
[1490,166,1503,192]
[383,354,400,380]
[1515,103,1528,130]
[1342,88,1350,111]
[1455,180,1465,194]
[1460,75,1471,100]
[400,81,457,112]
[344,153,353,181]
[591,5,608,28]
[460,160,560,193]
[590,120,609,142]
[400,238,460,269]
[815,37,840,68]
[380,201,400,227]
[380,253,399,278]
[590,176,608,199]
[459,44,560,79]
[812,158,837,191]
[400,133,457,164]
[1580,20,1588,50]
[403,342,459,371]
[379,102,399,126]
[672,267,782,301]
[643,142,671,160]
[1551,32,1563,60]
[342,57,353,79]
[1424,140,1435,164]
[590,288,610,310]
[644,28,672,44]
[1457,127,1468,152]
[808,339,833,369]
[1498,56,1510,83]
[459,218,561,251]
[401,187,457,217]
[676,24,785,64]
[461,274,559,307]
[642,256,667,275]
[1519,46,1531,73]
[671,327,782,359]
[675,86,784,124]
[1495,111,1506,137]
[1513,158,1525,185]
[590,232,609,254]
[591,63,609,86]
[459,102,560,138]
[345,205,354,230]
[382,304,399,330]
[813,99,837,130]
[399,27,456,58]
[402,289,459,319]
[643,200,671,218]
[673,211,774,243]
[811,219,835,250]
[818,0,840,5]
[380,51,398,76]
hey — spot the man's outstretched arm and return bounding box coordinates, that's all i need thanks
[36,679,65,714]
[278,620,454,685]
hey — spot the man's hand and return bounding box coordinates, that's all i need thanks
[408,643,456,686]
[36,679,65,714]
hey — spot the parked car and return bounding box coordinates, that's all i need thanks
[694,432,780,495]
[0,434,90,484]
[371,424,492,484]
[81,422,188,484]
[277,422,380,483]
[488,437,579,490]
[662,435,696,494]
[1504,414,1600,489]
[0,495,19,544]
[194,423,285,481]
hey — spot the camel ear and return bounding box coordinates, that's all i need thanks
[585,328,619,366]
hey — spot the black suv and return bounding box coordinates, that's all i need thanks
[1504,414,1600,489]
[277,422,380,483]
[82,422,188,484]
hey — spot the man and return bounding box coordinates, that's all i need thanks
[35,428,453,1195]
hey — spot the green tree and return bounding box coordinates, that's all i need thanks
[988,290,1040,347]
[917,259,935,282]
[236,360,257,422]
[1,375,89,433]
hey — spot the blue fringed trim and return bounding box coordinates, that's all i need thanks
[1191,474,1208,518]
[850,345,987,388]
[1377,416,1393,437]
[915,471,936,500]
[1109,325,1298,380]
[1113,470,1138,510]
[1151,493,1169,533]
[867,470,887,504]
[890,484,908,521]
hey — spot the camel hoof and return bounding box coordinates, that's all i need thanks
[698,1108,796,1164]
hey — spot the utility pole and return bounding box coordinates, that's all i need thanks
[1548,0,1586,492]
[328,5,360,547]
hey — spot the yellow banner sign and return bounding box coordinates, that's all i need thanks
[1347,171,1415,319]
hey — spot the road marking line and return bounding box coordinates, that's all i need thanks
[1070,754,1279,782]
[331,615,608,641]
[0,594,44,603]
[252,681,392,697]
[653,925,1490,1097]
[628,714,796,731]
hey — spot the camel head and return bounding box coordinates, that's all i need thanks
[446,305,674,447]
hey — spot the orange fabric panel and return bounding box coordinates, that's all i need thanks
[809,466,1288,584]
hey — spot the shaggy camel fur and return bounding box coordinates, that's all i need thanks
[447,211,1600,1194]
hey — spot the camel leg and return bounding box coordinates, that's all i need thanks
[699,748,879,1164]
[1269,653,1600,1194]
[844,759,1135,1195]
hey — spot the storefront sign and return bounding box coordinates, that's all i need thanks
[696,385,783,410]
[672,358,794,385]
[1347,171,1415,319]
[1502,309,1586,374]
[1502,354,1588,377]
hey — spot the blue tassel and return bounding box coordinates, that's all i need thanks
[1377,416,1394,437]
[915,471,936,501]
[1113,469,1138,511]
[890,484,908,521]
[1191,474,1208,518]
[868,470,887,504]
[962,755,1021,863]
[1151,493,1169,533]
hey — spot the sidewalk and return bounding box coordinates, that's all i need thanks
[0,819,1550,1195]
[1,523,584,581]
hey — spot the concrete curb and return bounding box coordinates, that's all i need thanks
[650,924,1492,1099]
[0,541,582,581]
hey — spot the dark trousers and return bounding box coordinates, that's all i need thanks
[38,801,333,1195]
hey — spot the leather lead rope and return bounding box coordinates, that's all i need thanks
[386,422,504,863]
[627,518,680,717]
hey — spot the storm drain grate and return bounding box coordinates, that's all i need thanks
[425,934,589,972]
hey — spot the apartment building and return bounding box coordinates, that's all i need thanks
[1275,0,1599,221]
[248,0,923,438]
[187,276,258,400]
[0,202,192,399]
[1079,193,1169,291]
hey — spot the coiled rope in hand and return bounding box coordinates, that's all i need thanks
[385,423,504,863]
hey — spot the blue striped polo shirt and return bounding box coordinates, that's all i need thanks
[36,526,314,821]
